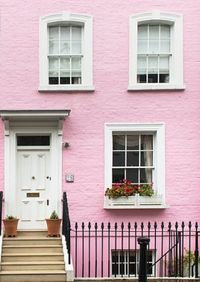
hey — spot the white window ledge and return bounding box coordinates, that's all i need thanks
[128,84,185,91]
[38,85,95,92]
[104,195,168,209]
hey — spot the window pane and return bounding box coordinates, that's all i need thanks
[112,264,118,275]
[138,39,148,53]
[137,74,146,83]
[126,168,138,183]
[60,41,70,54]
[113,152,125,166]
[72,41,81,54]
[149,40,159,54]
[160,74,169,83]
[148,56,158,74]
[138,25,148,39]
[137,56,147,75]
[148,56,158,83]
[159,56,169,83]
[120,264,124,275]
[72,57,81,70]
[159,56,169,73]
[49,40,59,54]
[127,135,139,150]
[160,39,170,53]
[17,136,50,146]
[140,168,152,183]
[60,71,70,84]
[160,25,170,39]
[49,26,59,40]
[127,152,139,166]
[113,135,125,150]
[112,169,124,183]
[60,58,70,70]
[129,252,136,262]
[72,72,81,84]
[60,26,70,40]
[72,26,82,40]
[112,251,118,262]
[49,71,59,84]
[141,151,153,166]
[141,135,153,150]
[149,25,159,40]
[129,264,136,275]
[49,58,59,70]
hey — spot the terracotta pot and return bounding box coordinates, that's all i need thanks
[46,219,61,237]
[3,219,19,237]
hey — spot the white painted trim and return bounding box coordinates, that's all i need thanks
[104,123,165,208]
[129,11,184,91]
[3,121,64,228]
[62,235,74,282]
[39,85,95,92]
[0,235,3,262]
[39,12,93,92]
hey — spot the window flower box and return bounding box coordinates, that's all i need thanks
[105,179,163,208]
[108,195,137,206]
[138,194,163,205]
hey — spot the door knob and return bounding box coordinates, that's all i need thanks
[46,176,51,180]
[32,176,35,180]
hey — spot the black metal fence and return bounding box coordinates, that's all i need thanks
[61,193,200,279]
[69,221,199,279]
[62,191,71,264]
[0,191,3,236]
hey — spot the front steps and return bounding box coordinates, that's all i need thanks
[0,231,67,282]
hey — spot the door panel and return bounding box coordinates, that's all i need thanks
[17,150,50,229]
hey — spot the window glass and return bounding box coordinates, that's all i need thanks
[48,25,82,85]
[137,24,171,84]
[112,134,153,185]
[17,136,50,146]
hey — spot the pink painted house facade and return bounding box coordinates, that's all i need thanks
[0,0,200,272]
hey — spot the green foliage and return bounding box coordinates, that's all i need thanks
[5,215,17,220]
[50,210,59,219]
[138,184,154,196]
[105,179,154,199]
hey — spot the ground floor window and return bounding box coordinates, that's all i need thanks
[111,249,155,276]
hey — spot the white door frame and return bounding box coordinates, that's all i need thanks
[4,121,63,226]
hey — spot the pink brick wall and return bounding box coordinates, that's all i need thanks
[1,0,200,223]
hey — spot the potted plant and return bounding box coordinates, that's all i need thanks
[3,215,19,237]
[46,210,61,237]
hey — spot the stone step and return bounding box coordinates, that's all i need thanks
[1,261,65,271]
[16,230,50,238]
[2,245,63,254]
[0,270,66,282]
[3,237,62,246]
[2,253,64,262]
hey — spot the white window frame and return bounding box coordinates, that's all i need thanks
[39,12,94,92]
[128,11,184,91]
[104,123,166,209]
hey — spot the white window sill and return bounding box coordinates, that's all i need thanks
[128,84,185,91]
[104,195,168,209]
[38,85,95,92]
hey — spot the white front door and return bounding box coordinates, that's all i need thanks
[17,149,51,229]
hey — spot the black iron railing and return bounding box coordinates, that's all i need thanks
[67,221,199,278]
[0,191,3,236]
[62,192,71,264]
